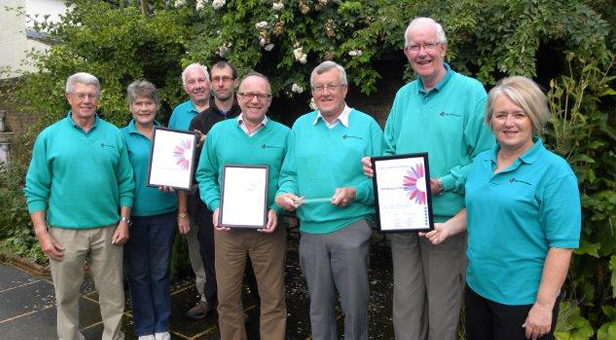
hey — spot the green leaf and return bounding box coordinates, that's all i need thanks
[597,322,616,340]
[574,241,601,258]
[609,255,616,298]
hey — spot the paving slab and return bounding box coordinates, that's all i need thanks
[0,296,103,340]
[0,264,39,291]
[0,279,55,321]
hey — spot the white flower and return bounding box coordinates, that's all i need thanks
[260,37,267,46]
[292,83,304,93]
[255,21,268,29]
[299,54,307,64]
[293,47,303,59]
[272,2,284,11]
[174,0,186,8]
[217,45,229,56]
[309,97,318,110]
[264,43,275,51]
[196,0,207,10]
[212,0,225,10]
[348,49,363,56]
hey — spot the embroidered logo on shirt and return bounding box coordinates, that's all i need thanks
[438,111,461,117]
[508,177,532,186]
[262,144,283,149]
[101,143,117,149]
[342,135,363,140]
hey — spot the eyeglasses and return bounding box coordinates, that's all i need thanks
[405,42,441,53]
[238,92,272,101]
[311,84,346,93]
[71,92,99,101]
[212,76,234,82]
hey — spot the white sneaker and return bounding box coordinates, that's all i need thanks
[138,335,156,340]
[155,332,171,340]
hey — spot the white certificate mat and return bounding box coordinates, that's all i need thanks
[220,165,269,229]
[372,153,434,232]
[147,127,197,191]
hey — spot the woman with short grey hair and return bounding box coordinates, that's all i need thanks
[121,80,177,340]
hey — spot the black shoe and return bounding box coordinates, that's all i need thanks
[186,301,212,320]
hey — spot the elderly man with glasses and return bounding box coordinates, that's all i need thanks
[25,72,134,340]
[276,61,384,340]
[362,17,495,340]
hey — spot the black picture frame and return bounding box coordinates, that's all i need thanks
[371,152,434,233]
[219,164,269,229]
[146,127,197,191]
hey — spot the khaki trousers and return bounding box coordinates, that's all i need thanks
[215,226,287,340]
[49,225,125,340]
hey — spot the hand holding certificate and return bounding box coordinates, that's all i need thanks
[371,153,434,233]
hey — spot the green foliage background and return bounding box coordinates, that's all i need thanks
[0,0,614,338]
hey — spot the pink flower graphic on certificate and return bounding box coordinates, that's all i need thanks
[173,139,192,170]
[402,163,427,205]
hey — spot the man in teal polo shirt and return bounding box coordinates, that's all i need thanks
[169,63,212,318]
[362,17,495,340]
[25,72,134,340]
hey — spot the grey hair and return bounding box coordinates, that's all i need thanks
[486,76,550,135]
[126,80,160,108]
[238,71,271,94]
[310,61,348,87]
[181,63,210,87]
[65,72,100,94]
[404,17,447,47]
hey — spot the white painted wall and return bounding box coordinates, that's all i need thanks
[0,0,68,79]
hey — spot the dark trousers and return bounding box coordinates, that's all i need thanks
[125,211,177,336]
[194,198,260,306]
[465,285,561,340]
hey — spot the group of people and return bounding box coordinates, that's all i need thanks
[24,16,580,340]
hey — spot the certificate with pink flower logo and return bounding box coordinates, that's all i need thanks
[371,153,434,232]
[147,127,197,191]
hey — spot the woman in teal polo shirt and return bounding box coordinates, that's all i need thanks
[421,76,581,340]
[121,80,178,340]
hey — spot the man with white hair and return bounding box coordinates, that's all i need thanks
[363,17,494,340]
[25,72,135,340]
[276,61,383,340]
[169,63,215,319]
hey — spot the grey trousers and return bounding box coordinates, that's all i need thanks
[391,231,466,340]
[299,219,372,340]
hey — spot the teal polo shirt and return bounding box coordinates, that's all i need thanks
[25,112,135,229]
[169,100,199,130]
[464,138,581,305]
[121,120,178,216]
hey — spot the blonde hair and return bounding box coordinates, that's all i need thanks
[486,76,550,135]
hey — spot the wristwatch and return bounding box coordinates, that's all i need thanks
[435,178,444,196]
[179,213,188,219]
[119,216,132,227]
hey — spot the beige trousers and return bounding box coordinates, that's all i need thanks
[215,226,287,340]
[49,225,125,340]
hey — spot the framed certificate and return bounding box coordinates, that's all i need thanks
[147,127,197,191]
[371,153,434,233]
[220,164,269,229]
